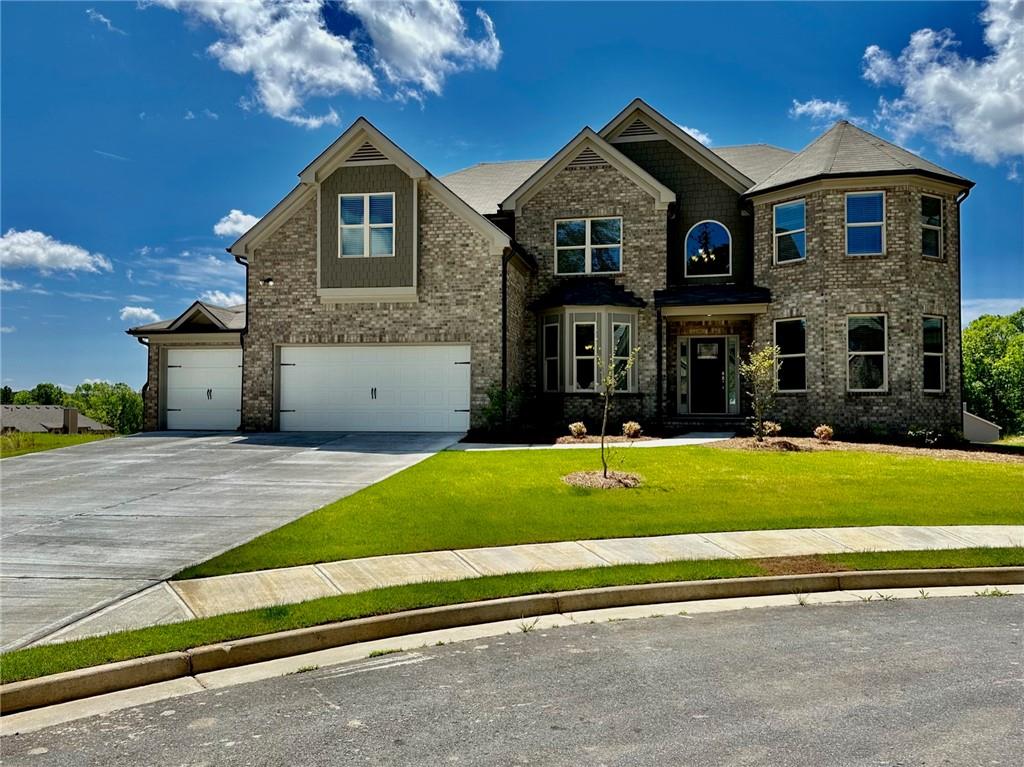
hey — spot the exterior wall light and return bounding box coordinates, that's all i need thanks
[260,277,275,287]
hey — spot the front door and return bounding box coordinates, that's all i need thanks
[690,338,726,414]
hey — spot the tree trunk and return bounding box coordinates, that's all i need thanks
[600,391,611,478]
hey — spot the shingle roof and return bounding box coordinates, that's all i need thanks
[1,406,114,433]
[711,145,795,184]
[442,160,545,215]
[529,278,647,311]
[127,302,245,334]
[746,121,973,195]
[654,285,771,308]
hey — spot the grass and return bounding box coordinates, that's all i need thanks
[997,435,1024,447]
[0,432,112,459]
[3,547,1021,684]
[178,446,1024,579]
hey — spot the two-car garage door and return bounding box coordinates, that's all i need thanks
[278,345,471,432]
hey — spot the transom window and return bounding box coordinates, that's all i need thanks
[921,195,943,259]
[573,322,597,390]
[923,316,946,392]
[339,193,394,258]
[555,217,622,275]
[846,192,885,256]
[684,220,732,277]
[773,200,806,264]
[774,318,806,392]
[543,319,560,393]
[847,314,887,391]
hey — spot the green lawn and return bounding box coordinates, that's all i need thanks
[0,432,112,459]
[178,446,1024,579]
[998,435,1024,447]
[4,547,1021,684]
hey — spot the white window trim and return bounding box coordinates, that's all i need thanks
[572,321,598,392]
[612,321,632,392]
[554,217,623,276]
[773,317,807,393]
[923,315,946,393]
[339,192,395,258]
[847,313,888,392]
[543,318,560,393]
[683,220,732,278]
[921,194,944,260]
[845,191,886,257]
[772,199,806,265]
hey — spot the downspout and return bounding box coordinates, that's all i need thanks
[232,250,250,432]
[954,188,970,423]
[133,334,151,430]
[501,248,513,427]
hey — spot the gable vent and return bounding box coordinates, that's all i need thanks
[566,146,610,170]
[618,117,658,139]
[346,141,388,163]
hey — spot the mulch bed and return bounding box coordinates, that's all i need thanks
[555,435,656,444]
[563,470,643,489]
[710,436,1024,464]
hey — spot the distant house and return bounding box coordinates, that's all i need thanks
[0,406,114,435]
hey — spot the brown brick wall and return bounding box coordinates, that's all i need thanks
[752,182,963,435]
[241,184,504,431]
[516,162,666,420]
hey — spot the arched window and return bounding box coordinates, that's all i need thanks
[684,220,731,277]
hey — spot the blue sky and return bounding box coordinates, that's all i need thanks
[1,1,1021,391]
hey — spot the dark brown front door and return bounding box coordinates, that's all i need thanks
[690,338,726,413]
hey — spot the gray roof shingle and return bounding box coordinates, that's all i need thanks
[441,160,545,215]
[711,145,795,184]
[128,301,245,334]
[1,406,114,433]
[746,121,973,195]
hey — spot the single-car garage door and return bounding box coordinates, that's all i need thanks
[165,348,242,430]
[279,345,471,432]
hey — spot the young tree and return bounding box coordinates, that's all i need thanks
[739,344,780,442]
[594,340,640,478]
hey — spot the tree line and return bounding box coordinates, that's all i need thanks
[1,382,143,435]
[963,307,1024,436]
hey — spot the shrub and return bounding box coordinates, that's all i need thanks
[813,424,834,443]
[622,421,642,439]
[480,384,523,432]
[761,420,782,438]
[740,344,779,442]
[568,421,587,438]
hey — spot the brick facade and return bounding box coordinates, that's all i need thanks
[751,182,963,434]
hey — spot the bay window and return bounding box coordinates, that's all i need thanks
[921,195,943,259]
[573,322,597,390]
[847,314,887,391]
[774,318,806,392]
[541,308,638,393]
[846,192,885,256]
[923,316,945,392]
[773,200,806,264]
[543,318,560,393]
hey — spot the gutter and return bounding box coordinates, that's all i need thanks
[501,247,513,426]
[231,250,251,432]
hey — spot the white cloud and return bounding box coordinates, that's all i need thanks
[861,0,1024,165]
[199,290,245,306]
[961,297,1024,326]
[184,110,196,120]
[677,124,712,146]
[213,209,261,237]
[119,306,160,324]
[149,1,500,128]
[0,326,14,334]
[86,8,126,35]
[0,277,24,292]
[789,98,854,125]
[0,229,113,274]
[94,149,130,162]
[135,247,246,297]
[126,294,153,302]
[203,108,219,120]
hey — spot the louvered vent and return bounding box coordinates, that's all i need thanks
[619,117,658,138]
[346,141,388,163]
[566,147,609,170]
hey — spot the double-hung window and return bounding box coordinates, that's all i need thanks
[847,314,887,391]
[773,200,806,264]
[921,195,943,259]
[339,193,394,257]
[612,322,632,392]
[543,318,560,393]
[846,192,885,256]
[573,322,597,390]
[774,318,806,392]
[555,217,622,275]
[923,316,945,392]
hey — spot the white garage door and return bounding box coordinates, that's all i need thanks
[165,348,242,430]
[279,345,471,432]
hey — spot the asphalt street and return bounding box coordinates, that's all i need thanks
[4,595,1022,765]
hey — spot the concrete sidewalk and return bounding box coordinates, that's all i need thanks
[35,524,1022,646]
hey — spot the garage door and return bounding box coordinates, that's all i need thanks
[279,345,471,432]
[165,348,242,430]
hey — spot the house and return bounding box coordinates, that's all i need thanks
[1,406,114,434]
[128,98,972,435]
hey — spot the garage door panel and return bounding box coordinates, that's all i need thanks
[279,345,470,432]
[165,349,242,431]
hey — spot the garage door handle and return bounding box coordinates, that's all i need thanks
[207,388,213,400]
[167,408,182,412]
[167,365,182,368]
[454,361,470,365]
[453,409,470,412]
[279,409,296,413]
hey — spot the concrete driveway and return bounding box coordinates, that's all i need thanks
[0,431,459,650]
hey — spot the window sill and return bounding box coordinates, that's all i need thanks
[845,389,890,397]
[772,259,806,268]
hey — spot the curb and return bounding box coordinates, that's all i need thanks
[3,567,1021,715]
